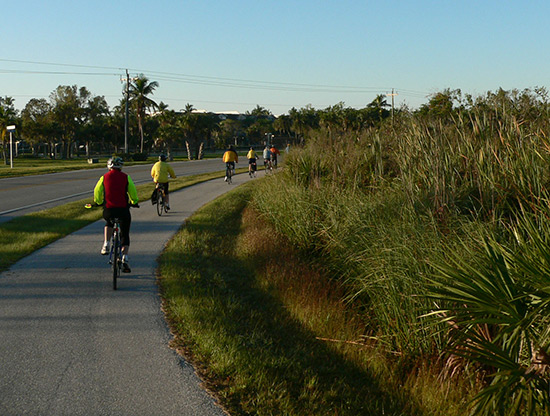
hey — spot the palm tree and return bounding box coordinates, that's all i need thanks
[179,112,217,160]
[183,103,195,114]
[129,75,159,152]
[273,114,292,137]
[247,105,272,117]
[427,207,550,415]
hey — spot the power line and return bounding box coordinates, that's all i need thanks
[0,69,118,76]
[0,58,434,112]
[0,58,430,96]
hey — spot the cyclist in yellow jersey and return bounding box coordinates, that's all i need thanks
[222,145,238,181]
[246,147,258,177]
[151,154,176,209]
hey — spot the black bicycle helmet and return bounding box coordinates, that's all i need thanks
[159,154,167,162]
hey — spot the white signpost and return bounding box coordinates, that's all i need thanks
[7,125,16,168]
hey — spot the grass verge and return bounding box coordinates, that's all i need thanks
[158,182,469,415]
[0,170,234,273]
[0,154,252,178]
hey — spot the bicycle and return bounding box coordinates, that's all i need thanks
[249,159,257,178]
[154,183,169,216]
[264,158,273,174]
[109,216,123,290]
[225,162,233,184]
[85,203,139,290]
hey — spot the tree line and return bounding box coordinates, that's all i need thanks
[0,75,396,162]
[3,76,547,164]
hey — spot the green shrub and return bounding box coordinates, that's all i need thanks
[131,152,148,161]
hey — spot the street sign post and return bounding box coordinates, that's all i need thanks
[7,125,16,169]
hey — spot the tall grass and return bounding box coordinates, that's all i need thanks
[159,185,430,415]
[251,108,550,411]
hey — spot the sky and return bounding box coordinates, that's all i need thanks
[2,0,549,115]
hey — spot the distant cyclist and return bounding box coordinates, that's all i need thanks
[151,154,176,210]
[263,145,272,170]
[223,145,238,181]
[94,157,139,273]
[270,144,281,168]
[246,147,258,177]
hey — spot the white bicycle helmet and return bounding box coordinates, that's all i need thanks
[107,157,124,169]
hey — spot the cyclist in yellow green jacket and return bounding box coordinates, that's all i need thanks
[151,154,177,210]
[94,157,139,272]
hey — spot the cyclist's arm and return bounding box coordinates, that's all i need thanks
[169,165,176,179]
[127,176,139,205]
[93,176,105,205]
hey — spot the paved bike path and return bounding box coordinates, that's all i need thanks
[0,174,253,415]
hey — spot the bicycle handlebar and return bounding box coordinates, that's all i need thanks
[84,203,140,209]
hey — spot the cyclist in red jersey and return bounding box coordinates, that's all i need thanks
[269,145,281,168]
[94,157,139,273]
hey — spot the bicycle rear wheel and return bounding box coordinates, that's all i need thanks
[226,167,232,184]
[156,190,164,216]
[112,235,120,290]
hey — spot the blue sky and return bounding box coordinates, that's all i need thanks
[2,0,549,115]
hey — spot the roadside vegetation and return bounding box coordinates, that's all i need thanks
[251,89,550,415]
[159,184,466,415]
[160,87,550,415]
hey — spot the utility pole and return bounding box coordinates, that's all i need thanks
[124,69,130,154]
[386,88,398,120]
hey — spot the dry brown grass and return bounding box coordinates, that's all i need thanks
[238,206,367,345]
[237,206,472,414]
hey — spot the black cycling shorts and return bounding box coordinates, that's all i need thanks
[103,207,131,246]
[157,182,169,194]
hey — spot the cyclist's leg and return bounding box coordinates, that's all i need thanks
[102,209,114,254]
[117,208,132,272]
[163,183,170,208]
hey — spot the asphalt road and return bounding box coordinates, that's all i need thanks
[0,173,257,415]
[0,159,226,223]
